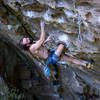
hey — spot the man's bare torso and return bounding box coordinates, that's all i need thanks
[30,46,49,59]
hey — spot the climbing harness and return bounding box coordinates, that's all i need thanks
[77,15,83,43]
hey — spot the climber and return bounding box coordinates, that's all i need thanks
[19,21,94,76]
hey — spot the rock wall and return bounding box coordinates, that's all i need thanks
[0,0,100,100]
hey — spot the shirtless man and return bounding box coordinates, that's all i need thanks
[19,21,94,76]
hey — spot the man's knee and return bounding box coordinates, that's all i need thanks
[59,43,64,47]
[57,42,65,47]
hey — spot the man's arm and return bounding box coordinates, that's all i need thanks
[39,20,45,42]
[43,35,51,45]
[29,21,46,52]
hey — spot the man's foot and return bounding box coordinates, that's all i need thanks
[86,59,95,69]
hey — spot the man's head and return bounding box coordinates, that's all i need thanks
[19,37,33,50]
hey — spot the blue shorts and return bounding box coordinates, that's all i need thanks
[46,49,60,65]
[44,49,60,76]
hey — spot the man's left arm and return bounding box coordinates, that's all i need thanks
[29,21,46,52]
[39,20,45,42]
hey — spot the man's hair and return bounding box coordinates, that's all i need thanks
[19,38,29,50]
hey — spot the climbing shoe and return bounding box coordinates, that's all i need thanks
[86,59,95,69]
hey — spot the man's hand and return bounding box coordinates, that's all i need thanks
[43,35,52,45]
[40,20,45,29]
[45,36,51,42]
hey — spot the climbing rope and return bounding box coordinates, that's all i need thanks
[77,15,83,43]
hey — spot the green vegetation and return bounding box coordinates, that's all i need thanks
[0,87,24,100]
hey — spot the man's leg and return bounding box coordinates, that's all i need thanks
[61,55,86,67]
[54,44,64,56]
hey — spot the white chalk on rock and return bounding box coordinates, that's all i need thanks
[64,10,77,18]
[98,17,100,24]
[24,11,34,18]
[58,34,69,42]
[58,34,70,47]
[8,25,13,30]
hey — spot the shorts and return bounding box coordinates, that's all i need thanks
[46,49,60,65]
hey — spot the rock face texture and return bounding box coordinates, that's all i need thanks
[0,0,100,100]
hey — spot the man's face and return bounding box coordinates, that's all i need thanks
[22,37,31,45]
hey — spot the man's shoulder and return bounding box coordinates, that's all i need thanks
[29,46,35,54]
